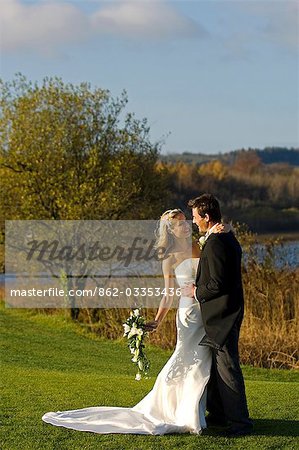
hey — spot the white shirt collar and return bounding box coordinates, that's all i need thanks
[205,223,219,240]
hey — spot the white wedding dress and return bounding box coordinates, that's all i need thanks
[42,258,212,435]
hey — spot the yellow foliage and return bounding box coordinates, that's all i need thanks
[198,159,228,180]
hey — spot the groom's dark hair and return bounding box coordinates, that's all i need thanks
[188,194,222,222]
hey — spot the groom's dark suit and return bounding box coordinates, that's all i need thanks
[195,231,251,429]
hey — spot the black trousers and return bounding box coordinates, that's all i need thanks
[206,318,251,427]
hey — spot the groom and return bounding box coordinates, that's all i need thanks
[183,193,253,437]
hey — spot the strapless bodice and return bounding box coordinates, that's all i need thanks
[174,258,199,288]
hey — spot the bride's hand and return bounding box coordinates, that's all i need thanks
[213,222,233,234]
[144,320,159,332]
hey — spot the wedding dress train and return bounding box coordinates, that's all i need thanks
[42,258,212,435]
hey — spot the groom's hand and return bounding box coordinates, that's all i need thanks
[181,282,195,298]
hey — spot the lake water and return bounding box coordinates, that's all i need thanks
[248,240,298,269]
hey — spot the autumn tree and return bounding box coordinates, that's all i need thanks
[232,149,262,175]
[0,74,168,223]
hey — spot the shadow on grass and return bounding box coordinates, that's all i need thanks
[202,419,299,438]
[253,419,299,437]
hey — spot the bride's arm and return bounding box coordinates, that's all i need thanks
[144,257,175,332]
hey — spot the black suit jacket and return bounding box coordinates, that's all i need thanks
[195,231,244,349]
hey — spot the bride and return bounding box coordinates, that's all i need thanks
[42,208,223,435]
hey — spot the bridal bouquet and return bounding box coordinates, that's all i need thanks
[123,308,150,380]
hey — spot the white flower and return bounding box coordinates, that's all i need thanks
[133,309,140,317]
[123,324,130,336]
[132,355,138,363]
[198,236,206,250]
[130,347,135,354]
[135,373,142,381]
[127,324,138,339]
[127,324,143,339]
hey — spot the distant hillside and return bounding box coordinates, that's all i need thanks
[160,147,299,166]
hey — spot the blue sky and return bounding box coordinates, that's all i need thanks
[0,0,298,154]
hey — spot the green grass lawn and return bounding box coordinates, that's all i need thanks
[1,305,298,450]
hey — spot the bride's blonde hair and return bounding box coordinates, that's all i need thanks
[154,208,184,254]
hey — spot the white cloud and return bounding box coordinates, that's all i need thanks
[0,0,204,55]
[91,1,203,39]
[0,0,90,54]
